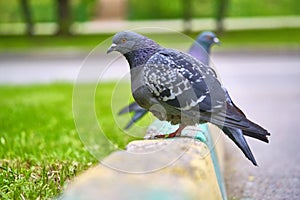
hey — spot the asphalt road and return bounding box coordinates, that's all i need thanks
[1,50,299,199]
[213,51,300,200]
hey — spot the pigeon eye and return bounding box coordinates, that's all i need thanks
[206,36,212,40]
[121,38,127,43]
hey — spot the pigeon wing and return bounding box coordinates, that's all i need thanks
[143,49,226,113]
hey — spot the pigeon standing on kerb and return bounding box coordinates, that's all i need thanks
[107,31,270,165]
[119,31,220,129]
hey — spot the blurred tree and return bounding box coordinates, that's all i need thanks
[182,0,193,34]
[56,0,72,35]
[215,0,229,34]
[181,0,193,34]
[20,0,34,36]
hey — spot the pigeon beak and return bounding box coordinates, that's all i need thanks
[213,37,221,45]
[107,43,117,54]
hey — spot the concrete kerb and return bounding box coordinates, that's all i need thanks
[59,123,227,200]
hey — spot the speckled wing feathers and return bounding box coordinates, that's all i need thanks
[144,48,226,113]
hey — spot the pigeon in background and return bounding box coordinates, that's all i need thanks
[108,31,270,165]
[118,31,220,129]
[188,31,220,66]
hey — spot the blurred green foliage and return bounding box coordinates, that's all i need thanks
[128,0,213,19]
[0,0,299,23]
[0,0,96,23]
[128,0,300,20]
[228,0,300,17]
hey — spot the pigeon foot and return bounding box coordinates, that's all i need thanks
[154,125,186,139]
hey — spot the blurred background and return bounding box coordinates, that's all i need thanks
[0,0,299,82]
[0,0,299,199]
[0,0,300,35]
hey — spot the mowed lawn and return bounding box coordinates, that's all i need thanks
[0,83,148,199]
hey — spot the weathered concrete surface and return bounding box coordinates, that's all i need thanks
[60,139,223,200]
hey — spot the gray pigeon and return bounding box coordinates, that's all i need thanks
[108,31,270,165]
[188,31,220,65]
[119,31,220,129]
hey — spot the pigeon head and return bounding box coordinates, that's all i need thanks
[107,31,160,55]
[196,31,220,48]
[188,31,220,65]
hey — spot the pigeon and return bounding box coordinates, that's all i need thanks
[119,31,220,130]
[118,101,148,129]
[117,31,259,165]
[107,31,270,165]
[188,31,220,66]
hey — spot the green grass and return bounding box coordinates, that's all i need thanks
[0,28,299,52]
[0,34,113,52]
[0,83,148,199]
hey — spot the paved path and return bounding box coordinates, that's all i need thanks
[0,51,130,84]
[1,50,300,199]
[212,51,300,200]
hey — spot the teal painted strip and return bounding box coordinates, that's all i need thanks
[200,124,227,200]
[148,120,179,134]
